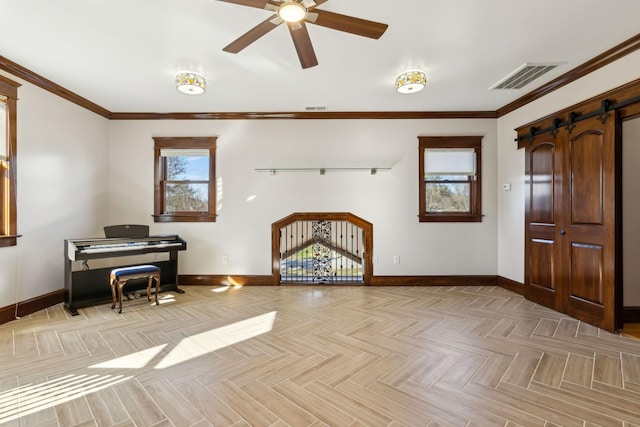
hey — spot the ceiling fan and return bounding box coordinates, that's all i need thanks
[218,0,388,69]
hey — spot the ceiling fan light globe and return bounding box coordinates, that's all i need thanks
[177,85,205,95]
[397,83,424,94]
[278,2,306,23]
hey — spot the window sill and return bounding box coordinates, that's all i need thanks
[153,213,217,223]
[0,235,18,247]
[419,213,483,223]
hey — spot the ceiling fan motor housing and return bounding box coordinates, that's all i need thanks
[277,2,307,23]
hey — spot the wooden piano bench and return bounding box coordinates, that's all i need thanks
[109,265,161,313]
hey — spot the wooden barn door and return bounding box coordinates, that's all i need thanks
[563,116,618,331]
[525,114,619,332]
[524,134,562,311]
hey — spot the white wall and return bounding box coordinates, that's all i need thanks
[497,49,640,306]
[108,119,498,277]
[0,72,109,307]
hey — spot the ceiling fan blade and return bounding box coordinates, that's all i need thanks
[312,9,388,39]
[265,0,286,11]
[216,0,270,9]
[288,22,318,69]
[300,0,316,8]
[223,15,281,53]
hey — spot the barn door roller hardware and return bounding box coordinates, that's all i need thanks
[516,96,640,144]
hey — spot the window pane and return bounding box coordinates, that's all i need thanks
[0,98,6,160]
[425,174,469,182]
[166,154,209,180]
[425,148,475,175]
[165,183,208,211]
[426,182,470,212]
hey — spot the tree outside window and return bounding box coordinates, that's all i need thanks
[153,137,217,222]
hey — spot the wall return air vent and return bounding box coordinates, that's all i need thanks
[489,62,564,90]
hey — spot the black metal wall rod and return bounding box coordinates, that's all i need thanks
[515,94,640,143]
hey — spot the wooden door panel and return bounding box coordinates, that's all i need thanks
[526,238,556,308]
[569,242,604,305]
[564,118,617,331]
[530,239,554,290]
[530,144,555,224]
[525,139,560,310]
[529,237,556,309]
[570,132,604,225]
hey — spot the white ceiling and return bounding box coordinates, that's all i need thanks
[1,0,639,114]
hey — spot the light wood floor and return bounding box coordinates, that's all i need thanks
[2,285,640,427]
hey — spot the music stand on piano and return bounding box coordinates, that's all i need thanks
[104,224,149,239]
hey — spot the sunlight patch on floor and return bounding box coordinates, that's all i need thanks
[155,311,277,369]
[89,345,167,369]
[0,374,132,424]
[157,294,177,305]
[0,311,277,422]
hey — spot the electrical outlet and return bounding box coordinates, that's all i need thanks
[222,255,228,264]
[373,256,379,264]
[393,255,400,264]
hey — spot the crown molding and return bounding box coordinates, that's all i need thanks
[109,111,497,120]
[496,33,640,117]
[1,33,639,120]
[0,55,111,119]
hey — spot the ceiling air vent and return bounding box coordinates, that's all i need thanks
[489,62,563,90]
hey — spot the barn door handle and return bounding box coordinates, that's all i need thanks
[560,230,566,235]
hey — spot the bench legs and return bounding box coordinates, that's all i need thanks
[110,273,160,313]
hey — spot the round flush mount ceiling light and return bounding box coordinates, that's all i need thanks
[175,72,206,95]
[278,2,307,23]
[395,70,427,94]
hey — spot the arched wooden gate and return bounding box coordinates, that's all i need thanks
[272,213,373,285]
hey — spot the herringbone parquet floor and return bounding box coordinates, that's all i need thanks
[2,285,640,427]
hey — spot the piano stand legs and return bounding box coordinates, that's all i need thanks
[65,304,80,316]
